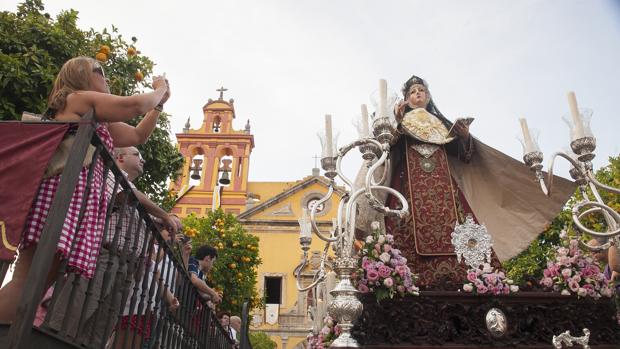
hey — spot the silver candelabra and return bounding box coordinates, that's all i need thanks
[521,94,620,252]
[294,93,409,348]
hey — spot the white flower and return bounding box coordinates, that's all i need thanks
[506,279,514,285]
[577,288,587,297]
[463,283,474,292]
[509,285,519,293]
[561,289,571,296]
[377,235,386,244]
[379,252,391,263]
[559,229,568,239]
[482,263,493,273]
[365,235,374,244]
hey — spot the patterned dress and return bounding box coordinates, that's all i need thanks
[22,124,114,278]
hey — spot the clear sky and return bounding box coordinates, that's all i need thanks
[3,0,619,182]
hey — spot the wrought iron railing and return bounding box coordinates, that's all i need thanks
[0,113,237,349]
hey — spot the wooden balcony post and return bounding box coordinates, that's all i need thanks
[8,112,95,349]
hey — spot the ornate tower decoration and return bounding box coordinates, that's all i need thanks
[171,87,255,216]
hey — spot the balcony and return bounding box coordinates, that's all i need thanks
[0,115,250,349]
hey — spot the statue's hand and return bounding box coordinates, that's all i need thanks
[395,100,407,121]
[452,119,471,139]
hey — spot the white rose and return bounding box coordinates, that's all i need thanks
[379,252,391,263]
[482,263,493,274]
[365,235,374,244]
[561,289,571,296]
[509,285,519,293]
[377,235,386,244]
[463,283,474,292]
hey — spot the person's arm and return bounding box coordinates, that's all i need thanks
[608,245,620,274]
[108,86,171,147]
[190,274,222,303]
[134,190,179,234]
[58,76,168,123]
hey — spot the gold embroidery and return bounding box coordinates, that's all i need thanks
[1,220,17,252]
[401,108,455,145]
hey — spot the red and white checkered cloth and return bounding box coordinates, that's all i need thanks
[21,124,114,278]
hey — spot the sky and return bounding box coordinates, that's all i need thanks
[3,0,620,183]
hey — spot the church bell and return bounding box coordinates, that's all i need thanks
[218,171,231,185]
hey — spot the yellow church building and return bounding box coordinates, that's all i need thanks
[170,90,343,349]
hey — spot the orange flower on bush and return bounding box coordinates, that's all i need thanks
[127,46,137,56]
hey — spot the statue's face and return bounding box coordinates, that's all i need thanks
[407,84,429,109]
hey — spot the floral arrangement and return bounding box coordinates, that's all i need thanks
[354,223,419,301]
[540,234,613,299]
[463,262,519,295]
[307,315,340,349]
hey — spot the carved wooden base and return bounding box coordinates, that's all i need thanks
[352,291,620,348]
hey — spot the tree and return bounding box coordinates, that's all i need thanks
[249,332,277,349]
[0,0,183,207]
[504,155,620,285]
[182,209,262,315]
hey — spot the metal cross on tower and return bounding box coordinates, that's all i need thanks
[216,86,228,100]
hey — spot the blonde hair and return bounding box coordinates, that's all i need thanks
[47,56,96,115]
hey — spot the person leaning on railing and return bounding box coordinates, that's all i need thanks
[188,245,223,305]
[46,146,182,346]
[0,56,172,323]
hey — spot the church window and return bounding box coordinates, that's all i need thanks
[264,276,282,304]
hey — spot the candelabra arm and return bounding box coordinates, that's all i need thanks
[585,170,620,195]
[370,157,390,186]
[587,180,619,230]
[294,254,326,292]
[542,151,585,197]
[571,201,620,239]
[310,185,338,243]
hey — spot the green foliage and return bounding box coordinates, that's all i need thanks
[182,209,262,315]
[0,0,182,208]
[249,331,277,349]
[504,155,620,285]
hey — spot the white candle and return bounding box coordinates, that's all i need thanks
[519,117,536,153]
[567,91,585,139]
[299,208,311,238]
[325,271,337,304]
[361,104,369,137]
[379,79,387,118]
[325,114,333,157]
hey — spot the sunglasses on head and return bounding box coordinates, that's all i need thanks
[92,65,106,79]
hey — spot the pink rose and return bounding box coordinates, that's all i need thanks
[397,285,406,293]
[477,285,488,294]
[357,283,370,293]
[541,277,553,288]
[561,268,572,279]
[367,269,379,282]
[378,265,392,278]
[467,271,478,283]
[395,265,408,277]
[568,280,580,292]
[361,257,371,269]
[383,277,394,288]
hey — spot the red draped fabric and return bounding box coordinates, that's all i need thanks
[0,122,69,261]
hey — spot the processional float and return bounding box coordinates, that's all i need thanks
[294,79,619,348]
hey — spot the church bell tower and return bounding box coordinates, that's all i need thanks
[171,87,254,216]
